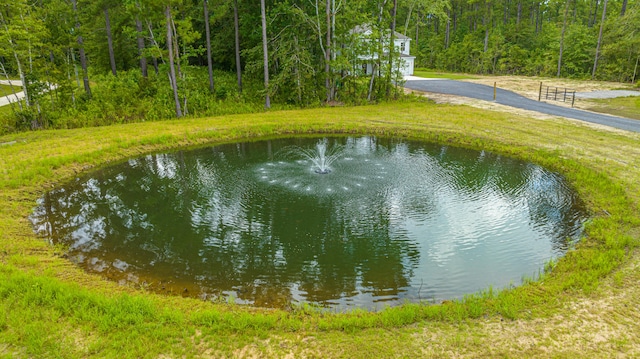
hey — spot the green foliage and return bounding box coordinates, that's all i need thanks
[410,0,639,81]
[0,68,288,133]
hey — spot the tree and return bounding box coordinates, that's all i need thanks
[71,0,92,98]
[386,0,398,98]
[135,15,148,77]
[104,6,117,76]
[233,0,242,92]
[260,0,270,108]
[592,0,608,79]
[558,0,571,77]
[325,0,332,102]
[203,0,214,92]
[165,4,182,117]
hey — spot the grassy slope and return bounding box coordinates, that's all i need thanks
[1,100,640,358]
[412,69,476,80]
[0,84,18,97]
[582,96,640,121]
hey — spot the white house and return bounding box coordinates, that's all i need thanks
[351,24,415,77]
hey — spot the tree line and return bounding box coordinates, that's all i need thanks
[411,0,639,81]
[0,0,638,133]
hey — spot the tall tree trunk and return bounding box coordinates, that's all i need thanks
[372,0,389,100]
[203,0,214,93]
[620,0,627,16]
[145,20,162,74]
[293,35,303,103]
[503,0,509,25]
[70,49,80,87]
[403,0,416,36]
[589,0,600,27]
[535,2,540,33]
[557,0,570,77]
[260,0,270,108]
[325,0,332,102]
[135,17,148,77]
[386,0,397,98]
[233,0,242,93]
[445,9,451,49]
[367,63,377,101]
[632,56,639,84]
[71,0,91,98]
[166,5,182,117]
[453,6,458,32]
[105,8,117,76]
[170,18,182,78]
[483,1,491,54]
[415,11,420,45]
[331,0,337,61]
[592,0,608,79]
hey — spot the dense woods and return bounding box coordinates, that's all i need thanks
[414,0,639,81]
[0,0,638,133]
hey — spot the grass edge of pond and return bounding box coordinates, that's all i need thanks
[0,101,638,357]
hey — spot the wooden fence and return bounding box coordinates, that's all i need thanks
[538,82,576,107]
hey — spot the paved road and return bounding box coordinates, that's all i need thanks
[0,79,25,107]
[404,79,640,133]
[0,91,25,107]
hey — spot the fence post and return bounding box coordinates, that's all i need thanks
[571,91,576,107]
[538,82,542,101]
[493,82,497,101]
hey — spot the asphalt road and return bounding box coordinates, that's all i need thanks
[404,79,640,133]
[0,80,26,107]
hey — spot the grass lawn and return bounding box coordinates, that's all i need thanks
[0,84,19,97]
[412,68,477,80]
[1,100,639,358]
[582,96,640,120]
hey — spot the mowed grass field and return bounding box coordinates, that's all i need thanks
[583,96,640,121]
[1,100,639,358]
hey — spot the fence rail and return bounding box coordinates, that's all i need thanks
[538,82,576,107]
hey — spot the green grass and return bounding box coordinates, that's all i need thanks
[413,68,477,80]
[1,100,639,357]
[582,95,640,120]
[0,84,15,97]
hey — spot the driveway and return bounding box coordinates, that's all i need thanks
[0,80,25,107]
[404,79,640,133]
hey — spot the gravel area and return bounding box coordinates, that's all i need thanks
[575,90,640,99]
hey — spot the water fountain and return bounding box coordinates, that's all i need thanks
[282,138,344,174]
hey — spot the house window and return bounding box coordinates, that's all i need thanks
[362,63,367,75]
[400,42,406,52]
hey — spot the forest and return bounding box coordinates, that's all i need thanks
[0,0,638,134]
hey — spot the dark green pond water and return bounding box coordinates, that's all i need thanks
[32,137,586,310]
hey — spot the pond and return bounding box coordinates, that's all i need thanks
[32,136,587,310]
